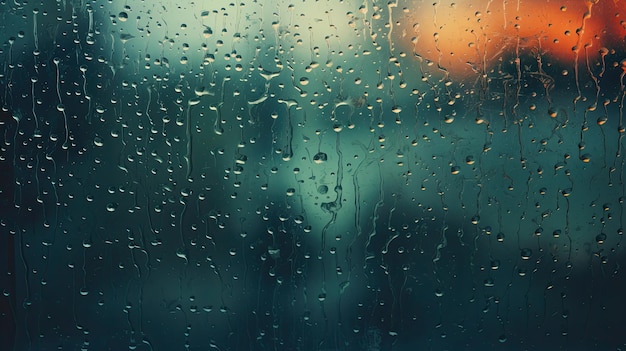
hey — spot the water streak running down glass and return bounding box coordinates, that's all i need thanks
[0,0,625,350]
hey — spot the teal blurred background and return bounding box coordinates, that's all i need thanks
[1,1,625,350]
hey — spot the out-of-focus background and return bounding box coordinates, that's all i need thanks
[1,1,625,350]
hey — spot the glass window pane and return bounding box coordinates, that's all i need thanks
[1,1,625,350]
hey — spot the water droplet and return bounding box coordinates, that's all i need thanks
[317,185,329,194]
[313,152,328,164]
[106,203,118,212]
[93,137,104,147]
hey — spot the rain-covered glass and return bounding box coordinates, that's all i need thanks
[1,1,625,350]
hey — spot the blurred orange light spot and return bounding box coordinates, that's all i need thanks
[398,0,626,79]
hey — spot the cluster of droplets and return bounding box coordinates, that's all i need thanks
[1,1,626,350]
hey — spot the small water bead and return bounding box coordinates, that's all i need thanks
[521,248,532,260]
[580,154,591,163]
[317,185,329,194]
[294,215,304,224]
[106,203,118,212]
[470,215,480,225]
[313,152,328,164]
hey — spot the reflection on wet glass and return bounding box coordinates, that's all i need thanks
[0,0,625,350]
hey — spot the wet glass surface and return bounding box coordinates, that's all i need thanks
[1,1,625,350]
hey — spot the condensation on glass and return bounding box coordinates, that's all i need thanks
[0,0,625,350]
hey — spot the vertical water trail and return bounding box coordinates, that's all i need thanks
[53,58,69,150]
[184,99,199,180]
[320,131,344,252]
[32,9,39,55]
[316,130,344,348]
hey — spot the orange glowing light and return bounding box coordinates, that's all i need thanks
[397,0,626,79]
